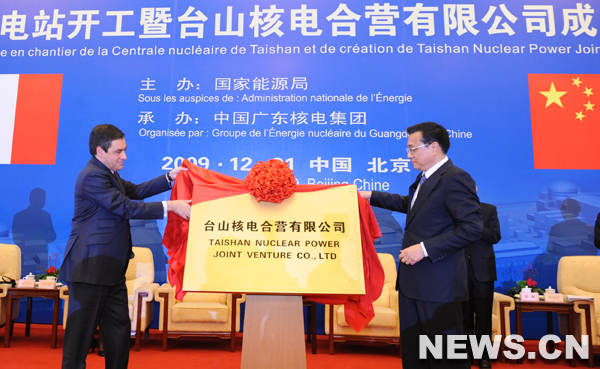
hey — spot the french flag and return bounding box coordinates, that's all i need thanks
[0,74,62,165]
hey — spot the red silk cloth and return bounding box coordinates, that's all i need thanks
[162,160,384,332]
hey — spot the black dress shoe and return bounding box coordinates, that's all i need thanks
[478,359,491,368]
[98,350,105,357]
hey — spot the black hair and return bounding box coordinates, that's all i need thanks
[89,124,125,156]
[407,121,450,154]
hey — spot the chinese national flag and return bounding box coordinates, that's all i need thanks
[529,74,599,169]
[0,74,62,165]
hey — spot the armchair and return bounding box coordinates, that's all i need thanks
[325,253,400,355]
[1,244,21,333]
[60,246,159,351]
[491,292,515,363]
[155,283,245,352]
[155,282,246,352]
[557,255,600,367]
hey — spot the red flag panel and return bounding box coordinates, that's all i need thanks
[11,74,62,165]
[528,73,599,170]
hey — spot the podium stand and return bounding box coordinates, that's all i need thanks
[179,185,370,368]
[241,295,306,369]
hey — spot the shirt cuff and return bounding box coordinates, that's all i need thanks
[162,201,168,218]
[420,242,428,257]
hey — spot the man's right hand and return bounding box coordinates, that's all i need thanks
[167,199,192,220]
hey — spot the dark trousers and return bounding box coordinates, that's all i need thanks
[62,279,130,369]
[399,288,470,369]
[463,259,495,360]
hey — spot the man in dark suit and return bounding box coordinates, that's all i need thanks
[361,122,482,369]
[60,124,191,369]
[463,200,501,368]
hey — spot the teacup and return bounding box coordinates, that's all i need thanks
[25,273,35,280]
[46,276,57,282]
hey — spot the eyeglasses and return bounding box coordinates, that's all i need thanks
[406,143,429,155]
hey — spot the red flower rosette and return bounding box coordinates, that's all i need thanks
[243,159,296,203]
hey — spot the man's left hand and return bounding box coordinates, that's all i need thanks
[399,244,425,265]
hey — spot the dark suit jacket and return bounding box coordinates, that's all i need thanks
[60,156,171,286]
[465,202,501,283]
[370,159,482,303]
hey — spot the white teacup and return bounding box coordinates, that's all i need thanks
[24,273,35,280]
[46,276,57,282]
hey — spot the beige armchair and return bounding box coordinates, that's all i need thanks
[492,292,515,363]
[155,283,245,352]
[325,253,400,355]
[1,244,21,333]
[60,246,159,351]
[557,255,600,367]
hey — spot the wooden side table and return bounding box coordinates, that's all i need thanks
[3,286,61,349]
[514,299,576,366]
[578,302,598,368]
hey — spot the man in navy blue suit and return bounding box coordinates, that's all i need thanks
[60,124,191,369]
[361,122,482,369]
[463,199,501,368]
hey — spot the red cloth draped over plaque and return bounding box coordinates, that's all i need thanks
[162,160,384,332]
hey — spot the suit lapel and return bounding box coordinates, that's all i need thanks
[113,171,125,194]
[90,156,125,194]
[406,174,421,221]
[407,160,453,223]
